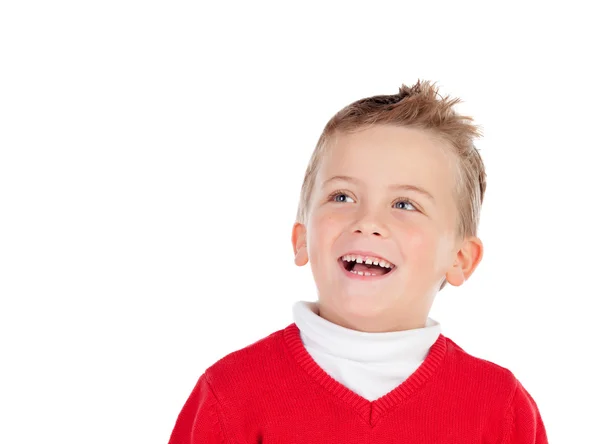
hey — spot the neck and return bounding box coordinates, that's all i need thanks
[316,301,433,333]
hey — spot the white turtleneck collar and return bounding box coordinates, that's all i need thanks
[292,300,442,401]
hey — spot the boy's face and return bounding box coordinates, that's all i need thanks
[292,124,483,332]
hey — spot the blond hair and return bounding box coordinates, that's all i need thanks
[295,80,487,290]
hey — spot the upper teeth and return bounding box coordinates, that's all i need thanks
[341,254,393,268]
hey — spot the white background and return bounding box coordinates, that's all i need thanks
[1,1,598,442]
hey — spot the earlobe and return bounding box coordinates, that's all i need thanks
[445,263,466,286]
[445,236,484,287]
[294,247,308,266]
[291,222,309,267]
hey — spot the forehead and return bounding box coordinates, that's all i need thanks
[318,125,458,196]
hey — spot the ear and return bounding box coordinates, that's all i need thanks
[291,222,309,267]
[445,235,484,287]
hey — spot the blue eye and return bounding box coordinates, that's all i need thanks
[328,191,416,211]
[330,192,355,203]
[394,199,416,211]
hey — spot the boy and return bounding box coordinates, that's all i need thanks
[168,80,548,443]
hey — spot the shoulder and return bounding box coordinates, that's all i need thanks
[206,324,288,371]
[444,337,549,442]
[438,335,543,437]
[442,335,521,394]
[169,326,293,441]
[202,324,292,397]
[439,336,548,442]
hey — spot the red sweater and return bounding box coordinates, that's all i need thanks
[168,323,548,443]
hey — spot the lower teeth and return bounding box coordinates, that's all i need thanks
[350,270,377,276]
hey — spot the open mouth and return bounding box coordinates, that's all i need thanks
[338,254,396,277]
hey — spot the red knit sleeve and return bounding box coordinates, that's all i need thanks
[498,379,548,444]
[168,373,227,444]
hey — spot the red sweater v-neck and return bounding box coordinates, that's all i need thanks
[168,323,548,443]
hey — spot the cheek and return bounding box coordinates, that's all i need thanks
[400,224,439,260]
[400,225,454,275]
[307,212,342,260]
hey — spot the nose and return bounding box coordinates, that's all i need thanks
[352,209,388,238]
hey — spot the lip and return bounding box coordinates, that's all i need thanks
[337,257,396,280]
[338,250,396,266]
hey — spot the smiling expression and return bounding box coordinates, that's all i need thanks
[292,124,483,332]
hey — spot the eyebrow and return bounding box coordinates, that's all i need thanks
[322,175,436,202]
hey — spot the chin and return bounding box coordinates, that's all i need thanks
[322,289,392,318]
